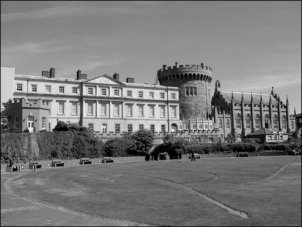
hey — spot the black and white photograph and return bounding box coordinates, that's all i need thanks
[1,1,301,226]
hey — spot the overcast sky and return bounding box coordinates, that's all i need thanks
[1,1,301,113]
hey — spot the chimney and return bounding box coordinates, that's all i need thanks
[50,67,55,78]
[76,70,87,80]
[113,73,120,81]
[126,77,134,83]
[42,70,50,77]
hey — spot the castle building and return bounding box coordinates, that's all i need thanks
[157,62,214,131]
[1,63,297,142]
[3,67,181,133]
[211,81,296,142]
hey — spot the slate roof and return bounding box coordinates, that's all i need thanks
[219,91,280,106]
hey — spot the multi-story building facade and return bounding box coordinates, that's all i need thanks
[8,67,180,133]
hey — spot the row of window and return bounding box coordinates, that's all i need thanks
[181,123,213,130]
[17,83,177,99]
[57,102,177,118]
[87,123,167,133]
[17,83,78,94]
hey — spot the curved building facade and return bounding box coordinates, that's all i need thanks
[157,62,213,120]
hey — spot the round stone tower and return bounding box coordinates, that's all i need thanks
[157,62,213,120]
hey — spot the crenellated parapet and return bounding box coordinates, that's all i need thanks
[157,62,213,85]
[6,98,50,110]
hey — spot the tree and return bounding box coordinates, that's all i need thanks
[131,129,154,155]
[53,121,68,131]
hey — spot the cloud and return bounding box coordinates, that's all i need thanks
[1,4,146,22]
[2,41,71,55]
[58,59,124,77]
[224,73,301,92]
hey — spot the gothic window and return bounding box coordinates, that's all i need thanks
[226,119,230,128]
[273,114,278,129]
[281,115,287,129]
[264,114,270,129]
[255,114,260,129]
[219,119,223,128]
[235,113,241,129]
[246,114,251,128]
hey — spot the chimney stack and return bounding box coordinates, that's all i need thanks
[76,69,87,80]
[50,67,55,78]
[113,73,120,81]
[42,69,50,77]
[126,77,134,83]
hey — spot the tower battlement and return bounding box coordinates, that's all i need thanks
[157,62,213,84]
[157,62,213,121]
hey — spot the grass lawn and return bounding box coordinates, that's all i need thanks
[9,156,301,226]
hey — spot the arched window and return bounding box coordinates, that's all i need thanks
[226,119,230,128]
[198,123,203,130]
[246,114,251,128]
[281,115,287,129]
[235,113,241,129]
[219,119,223,128]
[273,114,278,129]
[264,114,270,129]
[254,114,260,129]
[291,120,295,130]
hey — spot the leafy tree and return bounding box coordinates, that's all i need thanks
[131,129,154,155]
[53,121,68,131]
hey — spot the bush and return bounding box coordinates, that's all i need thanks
[103,137,135,157]
[237,152,249,157]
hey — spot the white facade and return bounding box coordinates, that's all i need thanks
[11,71,181,133]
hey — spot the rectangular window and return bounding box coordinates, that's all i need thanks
[128,124,133,133]
[42,117,46,129]
[161,125,166,132]
[149,105,155,118]
[190,87,193,96]
[45,85,51,93]
[100,103,107,116]
[72,87,78,94]
[102,123,107,133]
[138,91,143,98]
[31,84,37,92]
[87,103,94,115]
[101,88,107,96]
[138,104,144,117]
[139,124,144,130]
[59,86,64,93]
[71,102,78,115]
[186,87,189,96]
[17,83,23,91]
[171,93,176,99]
[193,87,197,96]
[88,123,94,131]
[149,92,154,98]
[114,89,120,96]
[58,101,64,114]
[150,124,155,133]
[127,90,132,97]
[88,87,93,95]
[160,106,166,118]
[171,106,177,118]
[113,104,120,117]
[268,135,272,140]
[126,104,133,117]
[115,124,120,133]
[160,92,165,99]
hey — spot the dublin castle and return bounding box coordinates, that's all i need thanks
[1,62,297,142]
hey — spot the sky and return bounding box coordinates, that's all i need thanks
[1,1,301,113]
